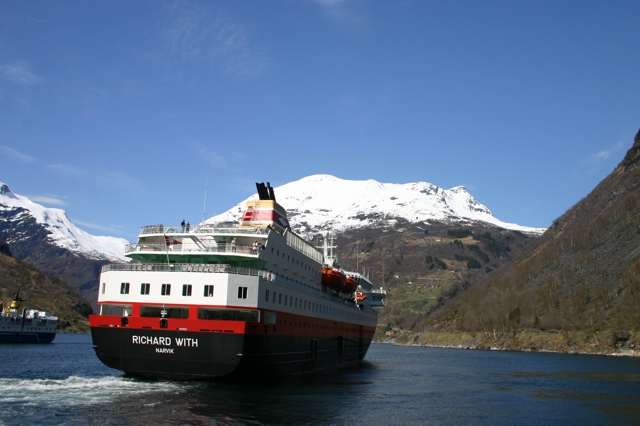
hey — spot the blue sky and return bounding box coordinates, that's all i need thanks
[1,1,639,242]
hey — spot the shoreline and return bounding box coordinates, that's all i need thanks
[376,330,639,358]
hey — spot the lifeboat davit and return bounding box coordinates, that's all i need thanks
[321,266,347,291]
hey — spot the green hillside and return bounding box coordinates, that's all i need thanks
[408,129,640,352]
[0,242,92,333]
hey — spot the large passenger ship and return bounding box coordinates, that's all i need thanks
[89,183,385,380]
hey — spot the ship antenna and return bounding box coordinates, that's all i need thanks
[202,160,210,223]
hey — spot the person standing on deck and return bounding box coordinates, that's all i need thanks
[181,220,185,232]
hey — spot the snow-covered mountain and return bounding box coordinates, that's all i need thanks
[205,175,546,235]
[0,183,128,261]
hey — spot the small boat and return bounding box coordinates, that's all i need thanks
[321,266,347,291]
[0,289,58,344]
[343,276,358,294]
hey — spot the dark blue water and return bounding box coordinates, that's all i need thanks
[1,334,639,425]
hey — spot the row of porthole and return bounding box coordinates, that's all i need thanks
[265,289,360,321]
[272,247,321,275]
[277,320,362,334]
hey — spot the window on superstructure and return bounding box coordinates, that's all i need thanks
[279,293,282,305]
[101,283,106,294]
[272,292,276,303]
[204,285,214,297]
[284,295,288,305]
[238,286,248,299]
[161,284,171,296]
[182,284,192,296]
[265,290,270,302]
[295,298,298,308]
[198,308,258,322]
[120,282,130,294]
[140,283,150,295]
[140,305,188,318]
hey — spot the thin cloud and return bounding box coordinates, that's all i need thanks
[1,145,36,163]
[0,62,43,85]
[585,141,626,165]
[46,163,145,195]
[46,163,85,178]
[583,139,628,176]
[28,195,68,206]
[187,142,237,170]
[72,218,128,235]
[314,0,348,5]
[312,0,367,29]
[158,3,267,77]
[338,94,380,132]
[99,170,146,194]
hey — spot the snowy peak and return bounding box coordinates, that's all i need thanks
[0,182,128,261]
[206,175,546,234]
[0,183,18,199]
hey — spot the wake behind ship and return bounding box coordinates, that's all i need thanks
[89,182,386,380]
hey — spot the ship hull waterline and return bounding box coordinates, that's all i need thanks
[0,331,56,344]
[91,326,373,381]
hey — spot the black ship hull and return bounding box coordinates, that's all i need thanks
[0,331,56,344]
[90,327,372,381]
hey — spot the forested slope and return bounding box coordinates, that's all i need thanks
[428,129,640,337]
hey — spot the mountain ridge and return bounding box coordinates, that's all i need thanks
[0,183,128,262]
[205,175,545,235]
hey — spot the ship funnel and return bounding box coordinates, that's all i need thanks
[239,183,290,233]
[267,182,276,201]
[8,287,24,313]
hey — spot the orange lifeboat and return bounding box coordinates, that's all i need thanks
[342,276,358,294]
[321,266,347,291]
[354,291,367,302]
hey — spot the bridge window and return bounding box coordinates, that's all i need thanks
[120,282,130,294]
[182,284,192,296]
[161,284,171,296]
[204,285,214,297]
[140,283,150,295]
[265,289,270,302]
[238,286,248,299]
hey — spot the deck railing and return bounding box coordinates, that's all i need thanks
[140,224,266,236]
[102,263,269,276]
[125,243,262,255]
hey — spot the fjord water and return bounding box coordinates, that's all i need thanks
[1,334,639,425]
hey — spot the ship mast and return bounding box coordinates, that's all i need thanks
[322,231,338,267]
[202,160,209,223]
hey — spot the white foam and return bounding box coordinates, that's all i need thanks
[0,376,182,407]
